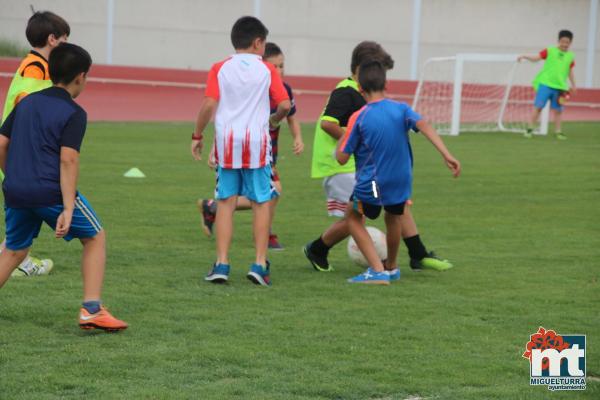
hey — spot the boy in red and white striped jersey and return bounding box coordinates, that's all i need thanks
[191,16,291,286]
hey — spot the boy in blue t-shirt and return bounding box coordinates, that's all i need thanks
[337,61,461,285]
[0,43,127,331]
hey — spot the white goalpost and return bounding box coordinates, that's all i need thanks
[413,53,550,136]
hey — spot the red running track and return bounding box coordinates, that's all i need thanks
[1,58,599,123]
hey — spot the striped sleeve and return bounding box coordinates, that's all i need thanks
[204,60,227,100]
[266,62,289,105]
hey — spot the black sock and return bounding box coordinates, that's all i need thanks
[404,235,428,260]
[310,236,331,256]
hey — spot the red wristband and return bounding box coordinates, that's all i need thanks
[192,132,203,140]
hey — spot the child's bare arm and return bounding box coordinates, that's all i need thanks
[415,120,461,177]
[270,100,291,128]
[518,54,542,62]
[335,139,351,165]
[0,135,9,173]
[286,114,304,155]
[336,149,351,165]
[191,98,218,161]
[321,120,345,140]
[569,69,577,94]
[57,147,79,238]
[0,110,15,172]
[207,142,217,169]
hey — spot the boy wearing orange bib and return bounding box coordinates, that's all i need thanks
[1,11,70,277]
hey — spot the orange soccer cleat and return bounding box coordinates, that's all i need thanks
[79,306,128,332]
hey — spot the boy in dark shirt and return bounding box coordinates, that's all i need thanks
[1,11,71,277]
[0,43,128,332]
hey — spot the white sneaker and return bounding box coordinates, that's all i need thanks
[11,257,54,277]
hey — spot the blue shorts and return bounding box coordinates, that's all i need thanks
[215,165,278,204]
[4,193,103,251]
[534,84,563,111]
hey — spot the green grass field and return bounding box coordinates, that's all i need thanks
[0,122,598,399]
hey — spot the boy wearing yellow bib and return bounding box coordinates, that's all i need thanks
[518,30,577,140]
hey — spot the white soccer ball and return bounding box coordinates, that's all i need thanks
[347,226,387,267]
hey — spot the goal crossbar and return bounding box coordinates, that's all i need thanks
[413,53,549,135]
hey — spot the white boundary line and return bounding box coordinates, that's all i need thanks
[0,72,204,89]
[0,72,413,99]
[0,72,597,107]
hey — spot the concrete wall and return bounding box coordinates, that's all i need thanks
[0,0,598,86]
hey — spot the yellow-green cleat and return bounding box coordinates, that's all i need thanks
[303,242,334,272]
[410,251,453,271]
[11,256,54,277]
[556,132,567,140]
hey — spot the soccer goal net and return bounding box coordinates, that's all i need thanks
[413,53,549,135]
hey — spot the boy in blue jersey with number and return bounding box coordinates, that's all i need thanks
[0,43,127,331]
[304,41,455,274]
[337,61,461,284]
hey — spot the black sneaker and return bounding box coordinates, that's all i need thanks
[303,242,333,272]
[201,199,216,237]
[410,251,453,271]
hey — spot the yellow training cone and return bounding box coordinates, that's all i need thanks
[124,167,146,178]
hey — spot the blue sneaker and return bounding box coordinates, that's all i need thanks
[347,267,390,285]
[205,263,230,283]
[386,268,401,281]
[247,262,271,286]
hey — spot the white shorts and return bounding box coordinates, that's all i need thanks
[323,172,355,217]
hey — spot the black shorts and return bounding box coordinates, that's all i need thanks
[351,196,405,220]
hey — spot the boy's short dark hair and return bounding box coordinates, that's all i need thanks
[49,43,92,85]
[358,61,386,93]
[559,30,573,41]
[26,11,70,48]
[264,42,282,59]
[230,16,269,49]
[351,41,394,74]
